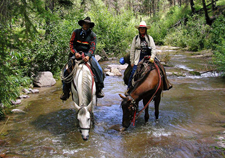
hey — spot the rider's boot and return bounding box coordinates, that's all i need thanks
[60,83,70,101]
[96,87,104,98]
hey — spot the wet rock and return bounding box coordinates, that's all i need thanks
[105,64,128,76]
[11,99,21,105]
[11,109,26,114]
[29,88,39,94]
[104,68,110,72]
[110,67,122,76]
[33,71,56,87]
[23,88,30,94]
[105,72,115,76]
[95,55,102,61]
[18,95,30,99]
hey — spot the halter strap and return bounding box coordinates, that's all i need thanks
[79,127,90,131]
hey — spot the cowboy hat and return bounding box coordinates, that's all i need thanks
[135,21,150,29]
[78,17,95,28]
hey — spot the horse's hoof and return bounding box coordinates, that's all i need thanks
[155,119,159,124]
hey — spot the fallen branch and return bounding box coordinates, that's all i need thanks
[0,117,10,135]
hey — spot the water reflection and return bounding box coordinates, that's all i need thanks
[1,51,225,157]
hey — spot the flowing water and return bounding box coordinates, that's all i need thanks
[1,49,225,157]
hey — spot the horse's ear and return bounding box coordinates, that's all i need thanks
[74,102,80,111]
[87,101,92,111]
[119,94,127,99]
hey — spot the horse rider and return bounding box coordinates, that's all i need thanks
[60,17,104,100]
[128,21,172,91]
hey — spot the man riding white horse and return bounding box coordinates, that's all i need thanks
[60,17,104,100]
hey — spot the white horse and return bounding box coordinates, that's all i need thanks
[71,60,96,141]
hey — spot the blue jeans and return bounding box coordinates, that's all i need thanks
[91,56,103,77]
[128,65,137,88]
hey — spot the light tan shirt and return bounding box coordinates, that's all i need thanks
[130,35,156,65]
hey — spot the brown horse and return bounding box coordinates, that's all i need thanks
[119,62,163,129]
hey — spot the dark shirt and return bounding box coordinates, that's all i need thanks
[139,37,149,61]
[69,28,97,58]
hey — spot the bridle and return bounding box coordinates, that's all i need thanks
[76,106,92,132]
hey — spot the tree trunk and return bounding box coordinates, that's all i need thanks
[190,0,196,14]
[202,0,212,25]
[45,0,55,38]
[152,0,155,16]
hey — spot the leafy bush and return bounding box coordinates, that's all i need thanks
[89,6,136,57]
[211,15,225,73]
[148,5,191,45]
[164,15,210,51]
[209,15,225,50]
[213,39,225,74]
[164,27,187,47]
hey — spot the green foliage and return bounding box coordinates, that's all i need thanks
[211,15,225,74]
[209,15,225,50]
[164,27,187,47]
[90,7,136,57]
[213,39,225,74]
[148,5,191,45]
[164,15,210,51]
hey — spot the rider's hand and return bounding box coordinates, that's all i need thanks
[131,64,134,68]
[83,56,90,63]
[149,57,154,63]
[75,53,82,59]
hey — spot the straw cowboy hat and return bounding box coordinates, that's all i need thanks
[78,17,95,28]
[135,21,150,29]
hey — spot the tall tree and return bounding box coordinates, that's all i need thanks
[202,0,213,25]
[44,0,73,38]
[190,0,196,14]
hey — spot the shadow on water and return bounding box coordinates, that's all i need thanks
[30,109,77,135]
[1,50,225,157]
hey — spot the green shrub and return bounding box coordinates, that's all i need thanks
[213,39,225,74]
[164,28,186,47]
[164,15,210,51]
[209,15,225,50]
[89,7,136,57]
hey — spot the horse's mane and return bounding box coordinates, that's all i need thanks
[81,66,92,105]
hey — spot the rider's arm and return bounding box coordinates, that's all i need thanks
[69,30,78,54]
[86,32,97,58]
[130,36,136,66]
[149,35,156,60]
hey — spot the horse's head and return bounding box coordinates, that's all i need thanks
[74,102,92,141]
[119,94,137,128]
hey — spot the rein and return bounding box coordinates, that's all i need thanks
[131,61,162,126]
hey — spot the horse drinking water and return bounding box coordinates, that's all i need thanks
[70,60,96,141]
[119,58,163,129]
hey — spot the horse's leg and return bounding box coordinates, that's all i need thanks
[143,99,149,123]
[154,93,161,121]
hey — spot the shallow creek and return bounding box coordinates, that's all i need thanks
[1,49,225,157]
